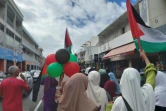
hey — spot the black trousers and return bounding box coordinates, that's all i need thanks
[155,106,166,111]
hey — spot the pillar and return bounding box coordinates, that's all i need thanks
[129,59,132,67]
[0,59,6,72]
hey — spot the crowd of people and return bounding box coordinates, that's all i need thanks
[0,50,166,111]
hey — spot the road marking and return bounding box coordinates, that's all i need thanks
[34,100,42,111]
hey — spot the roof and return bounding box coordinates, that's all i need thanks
[102,43,135,60]
[98,3,139,37]
[22,26,39,46]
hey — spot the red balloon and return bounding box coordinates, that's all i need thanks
[46,54,57,65]
[64,62,80,77]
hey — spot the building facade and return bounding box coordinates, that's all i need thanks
[0,0,44,72]
[97,0,166,77]
[77,36,99,68]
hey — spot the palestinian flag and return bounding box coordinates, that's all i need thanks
[41,64,48,80]
[29,64,45,102]
[65,28,72,53]
[126,0,166,53]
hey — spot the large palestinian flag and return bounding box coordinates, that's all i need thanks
[65,28,72,53]
[127,0,166,53]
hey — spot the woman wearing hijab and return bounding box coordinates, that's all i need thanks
[85,67,91,76]
[86,71,108,111]
[99,69,110,88]
[155,71,166,111]
[57,73,99,111]
[41,76,58,111]
[111,50,156,111]
[108,71,120,94]
[104,80,119,101]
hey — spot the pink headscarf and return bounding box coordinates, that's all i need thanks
[58,73,97,111]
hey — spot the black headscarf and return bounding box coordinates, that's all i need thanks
[99,74,110,88]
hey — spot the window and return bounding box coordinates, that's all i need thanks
[15,36,21,42]
[121,27,125,34]
[6,28,14,38]
[0,22,4,31]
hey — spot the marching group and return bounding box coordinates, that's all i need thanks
[0,50,166,111]
[42,50,166,111]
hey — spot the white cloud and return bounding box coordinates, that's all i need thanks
[14,0,126,57]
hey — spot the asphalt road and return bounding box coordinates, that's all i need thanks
[0,85,44,111]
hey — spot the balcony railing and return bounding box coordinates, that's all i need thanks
[6,44,13,50]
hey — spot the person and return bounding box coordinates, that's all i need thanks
[57,73,100,111]
[86,71,108,111]
[111,50,156,111]
[99,69,110,88]
[99,69,107,75]
[85,67,91,76]
[88,67,96,73]
[108,71,120,94]
[155,71,166,111]
[0,66,30,111]
[104,80,119,101]
[41,76,58,111]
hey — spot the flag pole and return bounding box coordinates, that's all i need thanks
[137,38,144,60]
[137,38,142,51]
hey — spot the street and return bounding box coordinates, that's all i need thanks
[0,86,44,111]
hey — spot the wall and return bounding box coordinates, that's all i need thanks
[0,6,5,19]
[22,35,36,52]
[148,0,166,28]
[84,46,98,61]
[98,31,133,54]
[99,21,129,46]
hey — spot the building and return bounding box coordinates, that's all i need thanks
[97,0,166,78]
[22,27,44,71]
[0,0,44,72]
[77,36,99,68]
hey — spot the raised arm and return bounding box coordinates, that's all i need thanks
[140,50,157,89]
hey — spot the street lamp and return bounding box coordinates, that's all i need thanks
[87,41,91,67]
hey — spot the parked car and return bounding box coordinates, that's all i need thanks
[0,71,7,84]
[33,70,41,83]
[30,70,37,76]
[0,72,9,99]
[17,71,33,96]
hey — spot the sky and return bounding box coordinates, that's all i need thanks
[14,0,138,57]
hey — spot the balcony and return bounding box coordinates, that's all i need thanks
[98,31,133,54]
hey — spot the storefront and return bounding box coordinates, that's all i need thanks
[0,47,22,72]
[102,42,160,79]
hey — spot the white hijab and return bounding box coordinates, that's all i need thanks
[155,71,166,107]
[85,67,91,75]
[111,68,155,111]
[86,71,108,111]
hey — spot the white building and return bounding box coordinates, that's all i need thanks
[77,36,99,67]
[0,0,44,72]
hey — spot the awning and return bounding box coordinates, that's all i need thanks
[102,43,136,60]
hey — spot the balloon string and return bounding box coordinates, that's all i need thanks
[58,73,64,86]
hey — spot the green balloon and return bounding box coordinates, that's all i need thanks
[47,62,63,78]
[69,54,77,62]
